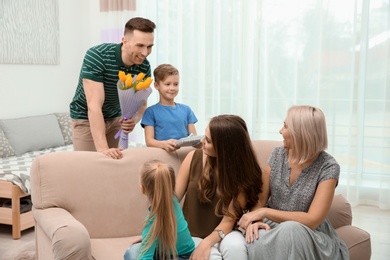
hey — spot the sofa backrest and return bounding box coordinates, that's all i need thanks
[30,140,281,238]
[251,140,283,169]
[31,146,194,238]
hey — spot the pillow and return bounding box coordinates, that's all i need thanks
[0,114,65,156]
[54,112,73,145]
[0,128,15,158]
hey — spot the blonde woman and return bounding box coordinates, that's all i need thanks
[238,105,349,259]
[124,160,195,259]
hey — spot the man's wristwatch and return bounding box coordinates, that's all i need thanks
[214,229,225,240]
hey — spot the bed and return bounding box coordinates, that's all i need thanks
[0,112,72,239]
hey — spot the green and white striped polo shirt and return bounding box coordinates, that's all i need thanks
[70,43,151,120]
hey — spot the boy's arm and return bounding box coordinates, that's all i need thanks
[187,124,202,148]
[187,124,198,136]
[144,126,178,152]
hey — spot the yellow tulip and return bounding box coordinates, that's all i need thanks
[143,77,153,88]
[136,73,146,81]
[136,82,145,91]
[118,71,127,82]
[125,76,133,87]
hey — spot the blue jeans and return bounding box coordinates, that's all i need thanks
[123,243,191,260]
[124,232,248,260]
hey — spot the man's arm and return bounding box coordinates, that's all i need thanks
[83,78,108,152]
[83,79,123,159]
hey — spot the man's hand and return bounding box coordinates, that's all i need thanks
[100,147,123,159]
[119,117,136,134]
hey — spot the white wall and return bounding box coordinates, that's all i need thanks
[0,0,100,119]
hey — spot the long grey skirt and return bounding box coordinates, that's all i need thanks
[247,219,350,260]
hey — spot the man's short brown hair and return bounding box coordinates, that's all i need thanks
[124,17,156,34]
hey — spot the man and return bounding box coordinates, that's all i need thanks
[70,17,155,159]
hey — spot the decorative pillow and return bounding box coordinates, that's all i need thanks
[0,128,15,158]
[54,112,73,145]
[0,114,65,156]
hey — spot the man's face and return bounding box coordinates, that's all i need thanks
[122,30,154,66]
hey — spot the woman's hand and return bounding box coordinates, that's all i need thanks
[238,208,266,230]
[190,240,211,260]
[244,222,270,243]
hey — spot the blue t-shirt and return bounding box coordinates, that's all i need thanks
[139,197,195,259]
[141,103,198,140]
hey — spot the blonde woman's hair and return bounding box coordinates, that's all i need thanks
[286,105,328,165]
[153,64,179,83]
[139,160,177,259]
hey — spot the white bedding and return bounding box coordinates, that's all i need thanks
[0,145,74,194]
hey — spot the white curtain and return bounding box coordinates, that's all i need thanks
[101,0,390,209]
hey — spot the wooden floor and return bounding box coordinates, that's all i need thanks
[0,205,389,260]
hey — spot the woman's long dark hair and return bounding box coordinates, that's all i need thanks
[199,115,262,219]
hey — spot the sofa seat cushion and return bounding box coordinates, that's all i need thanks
[91,236,141,260]
[336,225,371,260]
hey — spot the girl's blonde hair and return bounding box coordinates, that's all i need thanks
[139,160,177,259]
[286,105,328,165]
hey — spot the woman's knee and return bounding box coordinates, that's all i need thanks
[219,231,248,260]
[220,231,246,248]
[278,221,305,232]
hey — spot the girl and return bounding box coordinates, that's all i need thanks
[124,160,195,260]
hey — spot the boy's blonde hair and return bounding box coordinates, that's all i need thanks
[153,64,179,83]
[286,105,328,165]
[139,160,177,259]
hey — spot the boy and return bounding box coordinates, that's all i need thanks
[141,64,200,152]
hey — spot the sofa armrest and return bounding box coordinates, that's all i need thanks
[336,225,371,260]
[33,207,92,260]
[328,194,352,229]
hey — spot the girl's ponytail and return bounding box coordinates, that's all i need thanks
[139,160,177,259]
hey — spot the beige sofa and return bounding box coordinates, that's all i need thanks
[30,140,371,260]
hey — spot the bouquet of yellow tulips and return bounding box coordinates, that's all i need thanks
[118,71,153,91]
[115,71,153,149]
